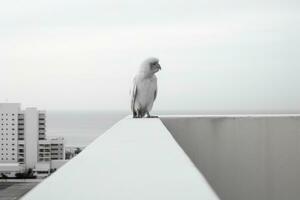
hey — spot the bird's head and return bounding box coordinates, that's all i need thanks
[139,57,161,75]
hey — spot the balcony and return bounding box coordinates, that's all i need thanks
[22,115,300,200]
[18,125,24,129]
[18,115,24,119]
[39,129,45,134]
[18,136,24,140]
[39,113,46,118]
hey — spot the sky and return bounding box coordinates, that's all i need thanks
[1,0,300,112]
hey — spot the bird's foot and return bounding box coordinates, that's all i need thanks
[133,114,143,118]
[146,115,159,118]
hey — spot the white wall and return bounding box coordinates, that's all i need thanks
[21,118,219,200]
[24,108,39,170]
[161,115,300,200]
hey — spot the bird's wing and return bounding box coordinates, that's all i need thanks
[153,76,158,101]
[131,78,138,112]
[154,88,157,101]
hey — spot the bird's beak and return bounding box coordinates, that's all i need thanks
[157,64,161,71]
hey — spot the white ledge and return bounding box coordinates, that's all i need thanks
[21,118,219,200]
[159,114,300,118]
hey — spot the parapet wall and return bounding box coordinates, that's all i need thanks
[161,115,300,200]
[21,118,218,200]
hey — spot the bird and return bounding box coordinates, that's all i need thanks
[131,57,161,118]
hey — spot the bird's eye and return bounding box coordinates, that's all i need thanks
[150,63,156,70]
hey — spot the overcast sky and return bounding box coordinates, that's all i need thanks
[1,0,299,112]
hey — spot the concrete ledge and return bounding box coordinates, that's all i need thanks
[21,118,219,200]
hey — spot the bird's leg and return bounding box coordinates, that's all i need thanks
[137,110,142,118]
[133,110,137,118]
[146,111,158,118]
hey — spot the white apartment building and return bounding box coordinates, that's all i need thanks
[0,104,18,164]
[38,137,65,162]
[0,103,65,178]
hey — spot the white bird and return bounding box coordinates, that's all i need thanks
[131,57,161,118]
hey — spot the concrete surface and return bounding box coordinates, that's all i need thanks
[21,118,219,200]
[161,115,300,200]
[0,182,38,200]
[0,179,42,183]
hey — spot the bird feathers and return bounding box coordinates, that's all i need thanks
[131,57,160,118]
[130,78,138,114]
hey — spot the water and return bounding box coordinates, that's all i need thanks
[46,109,298,147]
[46,111,128,147]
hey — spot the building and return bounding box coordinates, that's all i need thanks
[33,162,51,178]
[49,137,65,160]
[34,137,66,178]
[0,103,65,178]
[65,146,84,160]
[0,103,20,164]
[0,163,24,177]
[38,138,65,162]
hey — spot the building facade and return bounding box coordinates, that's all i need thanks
[0,103,65,178]
[0,103,19,163]
[38,137,65,162]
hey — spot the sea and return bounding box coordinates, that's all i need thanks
[46,109,298,147]
[46,110,190,147]
[46,111,128,147]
